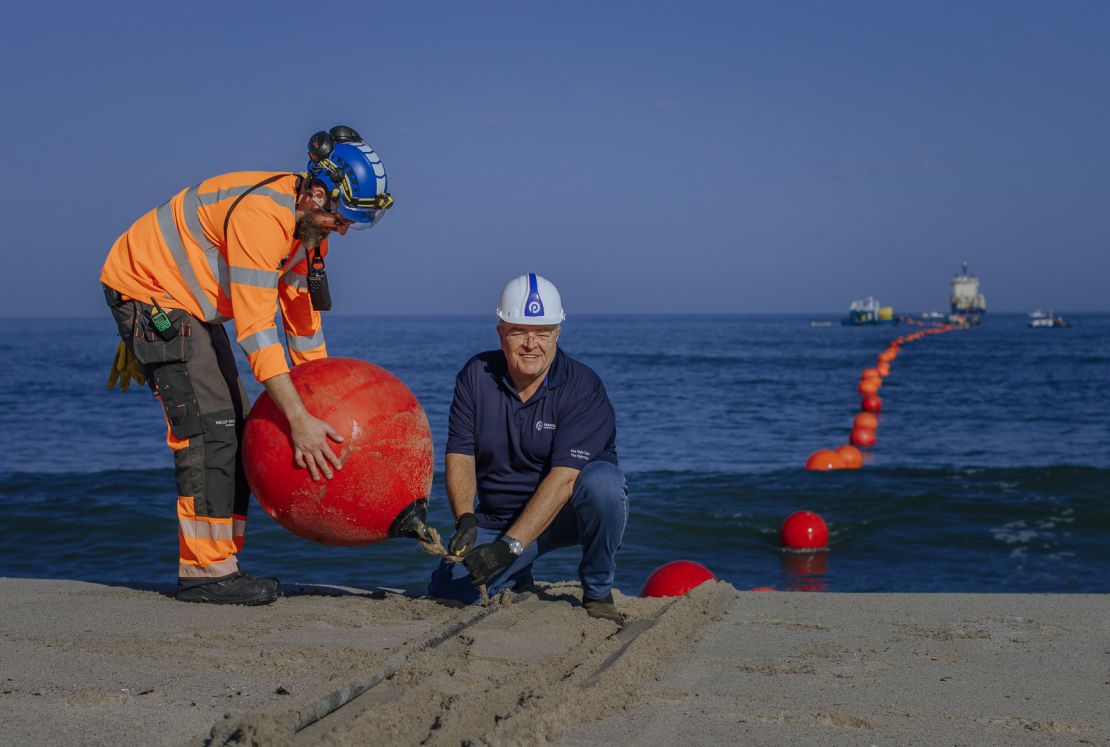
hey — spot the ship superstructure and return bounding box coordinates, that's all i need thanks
[950,262,986,314]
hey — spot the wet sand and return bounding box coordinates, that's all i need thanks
[1,578,1106,746]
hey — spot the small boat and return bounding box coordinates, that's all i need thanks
[841,297,899,326]
[1028,311,1071,328]
[810,320,832,327]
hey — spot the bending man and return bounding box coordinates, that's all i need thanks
[101,126,393,605]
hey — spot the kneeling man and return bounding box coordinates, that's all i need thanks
[428,274,628,623]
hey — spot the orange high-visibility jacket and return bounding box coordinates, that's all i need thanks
[101,172,328,382]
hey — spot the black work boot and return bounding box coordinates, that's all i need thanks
[582,592,624,626]
[176,572,282,606]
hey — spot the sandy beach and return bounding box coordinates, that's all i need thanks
[1,577,1106,746]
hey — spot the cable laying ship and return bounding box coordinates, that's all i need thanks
[950,262,986,316]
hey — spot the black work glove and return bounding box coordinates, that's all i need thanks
[463,540,516,587]
[448,513,478,557]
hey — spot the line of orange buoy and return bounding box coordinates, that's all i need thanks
[805,320,968,472]
[645,320,972,594]
[774,319,973,587]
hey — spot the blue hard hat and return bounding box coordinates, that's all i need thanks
[307,138,393,229]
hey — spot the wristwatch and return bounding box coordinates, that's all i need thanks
[504,535,525,556]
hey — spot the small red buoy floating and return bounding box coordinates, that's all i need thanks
[641,560,717,597]
[858,378,880,394]
[780,511,829,552]
[850,426,877,447]
[853,412,879,430]
[876,361,891,377]
[835,444,863,468]
[861,368,881,380]
[861,394,883,413]
[805,449,846,471]
[243,357,434,546]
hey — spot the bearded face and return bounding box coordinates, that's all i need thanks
[294,211,329,249]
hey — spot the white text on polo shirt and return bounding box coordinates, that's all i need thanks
[535,420,557,431]
[570,449,591,460]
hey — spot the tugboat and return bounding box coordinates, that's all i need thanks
[841,297,899,326]
[950,262,987,319]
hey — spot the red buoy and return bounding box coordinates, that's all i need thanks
[853,412,879,430]
[835,444,863,468]
[641,560,716,597]
[242,358,434,546]
[805,449,846,471]
[861,394,883,413]
[861,368,881,380]
[780,511,829,552]
[876,361,891,377]
[858,378,880,394]
[850,426,877,447]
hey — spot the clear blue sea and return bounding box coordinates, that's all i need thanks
[1,313,1107,594]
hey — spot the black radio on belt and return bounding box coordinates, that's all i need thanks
[307,247,333,311]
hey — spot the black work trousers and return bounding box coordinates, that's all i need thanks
[105,286,251,580]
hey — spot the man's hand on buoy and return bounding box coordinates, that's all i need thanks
[463,540,515,587]
[289,412,345,481]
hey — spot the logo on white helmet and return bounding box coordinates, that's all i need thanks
[524,273,545,317]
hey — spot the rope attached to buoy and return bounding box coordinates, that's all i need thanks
[415,524,492,606]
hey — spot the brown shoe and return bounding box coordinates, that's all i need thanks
[583,592,624,625]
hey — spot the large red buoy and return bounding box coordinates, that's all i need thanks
[861,394,883,413]
[243,357,433,545]
[780,511,829,552]
[805,449,846,471]
[641,560,716,597]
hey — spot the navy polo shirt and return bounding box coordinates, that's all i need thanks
[446,347,618,529]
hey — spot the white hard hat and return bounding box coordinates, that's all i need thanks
[496,273,566,325]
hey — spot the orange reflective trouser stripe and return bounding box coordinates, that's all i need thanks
[107,295,252,580]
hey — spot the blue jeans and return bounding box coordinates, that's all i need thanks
[428,461,629,603]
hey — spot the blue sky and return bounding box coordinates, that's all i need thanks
[2,1,1107,315]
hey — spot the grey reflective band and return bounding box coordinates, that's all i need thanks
[230,266,280,289]
[282,272,308,291]
[196,184,296,213]
[181,187,231,301]
[238,327,281,355]
[178,518,234,542]
[287,329,325,351]
[155,197,220,321]
[281,247,308,289]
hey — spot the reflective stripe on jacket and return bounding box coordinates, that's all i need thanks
[100,171,328,381]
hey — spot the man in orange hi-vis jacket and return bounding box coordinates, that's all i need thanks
[101,126,393,605]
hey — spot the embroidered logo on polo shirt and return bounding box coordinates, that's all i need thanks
[570,448,591,461]
[535,420,556,431]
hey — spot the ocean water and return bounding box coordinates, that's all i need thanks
[1,313,1108,594]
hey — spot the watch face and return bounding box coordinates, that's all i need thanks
[508,538,525,556]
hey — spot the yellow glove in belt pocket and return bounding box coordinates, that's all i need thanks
[106,340,146,391]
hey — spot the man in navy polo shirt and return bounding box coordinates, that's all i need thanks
[428,273,629,623]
